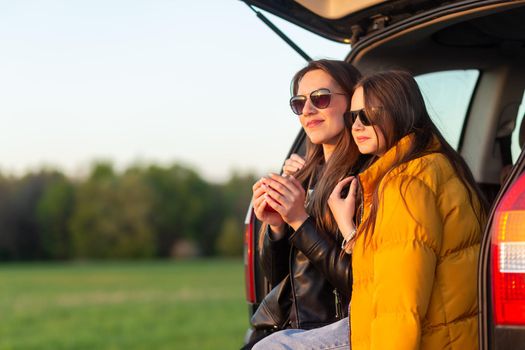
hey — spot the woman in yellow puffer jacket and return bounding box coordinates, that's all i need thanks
[328,70,487,350]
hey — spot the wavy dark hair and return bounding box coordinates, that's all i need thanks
[355,70,488,243]
[258,59,363,251]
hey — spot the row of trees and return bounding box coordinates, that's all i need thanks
[0,162,256,261]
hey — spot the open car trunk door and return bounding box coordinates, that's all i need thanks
[241,0,464,44]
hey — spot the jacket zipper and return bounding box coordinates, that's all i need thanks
[348,176,365,340]
[289,246,300,328]
[334,229,344,320]
[289,175,316,328]
[356,177,364,226]
[333,289,343,319]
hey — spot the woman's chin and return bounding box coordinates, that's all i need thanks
[357,145,374,155]
[308,134,332,145]
[308,137,324,145]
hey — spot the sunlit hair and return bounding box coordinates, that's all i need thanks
[355,70,488,243]
[259,59,363,252]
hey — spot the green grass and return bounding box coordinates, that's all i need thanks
[0,259,248,350]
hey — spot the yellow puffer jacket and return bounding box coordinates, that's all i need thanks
[350,135,484,350]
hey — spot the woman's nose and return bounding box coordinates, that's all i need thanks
[302,98,317,116]
[352,118,364,130]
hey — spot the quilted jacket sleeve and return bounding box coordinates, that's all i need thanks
[370,175,441,350]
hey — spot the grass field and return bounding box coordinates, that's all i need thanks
[0,259,247,350]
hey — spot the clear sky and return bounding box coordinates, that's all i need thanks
[2,1,523,182]
[0,0,349,182]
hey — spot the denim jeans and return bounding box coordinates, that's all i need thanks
[252,317,350,350]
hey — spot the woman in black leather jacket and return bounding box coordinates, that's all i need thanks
[244,59,366,349]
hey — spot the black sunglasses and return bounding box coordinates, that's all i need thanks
[349,108,379,126]
[290,88,346,115]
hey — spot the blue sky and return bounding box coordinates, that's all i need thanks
[0,1,349,182]
[2,1,523,182]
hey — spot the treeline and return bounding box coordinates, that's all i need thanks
[0,162,256,261]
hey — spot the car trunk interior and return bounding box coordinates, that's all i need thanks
[348,2,525,206]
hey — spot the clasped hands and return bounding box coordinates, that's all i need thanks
[252,173,309,233]
[251,153,358,242]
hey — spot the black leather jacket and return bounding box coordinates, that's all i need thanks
[250,216,352,331]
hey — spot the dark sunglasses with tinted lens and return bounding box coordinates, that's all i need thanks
[349,108,376,126]
[290,88,346,115]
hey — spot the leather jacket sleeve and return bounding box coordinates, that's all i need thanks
[249,274,292,331]
[259,225,291,287]
[289,216,352,296]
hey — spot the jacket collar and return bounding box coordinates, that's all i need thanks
[358,133,440,201]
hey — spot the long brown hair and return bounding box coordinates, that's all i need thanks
[258,59,362,250]
[356,70,488,242]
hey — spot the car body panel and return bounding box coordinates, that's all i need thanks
[241,0,524,43]
[479,148,525,350]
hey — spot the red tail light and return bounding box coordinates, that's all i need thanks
[244,206,256,303]
[491,172,525,325]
